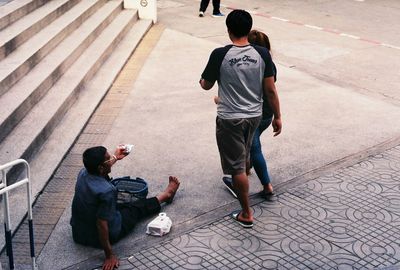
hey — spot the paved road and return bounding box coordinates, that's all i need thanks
[161,0,400,102]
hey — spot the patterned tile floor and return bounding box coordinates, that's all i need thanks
[70,145,400,269]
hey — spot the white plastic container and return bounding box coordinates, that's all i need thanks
[146,213,172,236]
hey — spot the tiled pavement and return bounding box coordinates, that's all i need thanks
[68,145,400,269]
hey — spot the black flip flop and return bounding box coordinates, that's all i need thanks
[231,210,253,228]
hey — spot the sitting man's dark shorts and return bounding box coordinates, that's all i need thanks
[117,198,160,239]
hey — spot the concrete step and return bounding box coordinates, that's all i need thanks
[0,0,80,61]
[0,0,47,31]
[0,17,152,255]
[0,9,138,172]
[0,0,105,97]
[0,0,122,143]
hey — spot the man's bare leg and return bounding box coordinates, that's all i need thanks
[156,176,180,204]
[232,172,253,222]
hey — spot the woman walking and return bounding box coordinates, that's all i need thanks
[248,29,277,198]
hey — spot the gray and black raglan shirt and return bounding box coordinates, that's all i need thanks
[202,44,275,119]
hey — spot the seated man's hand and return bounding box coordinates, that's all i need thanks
[103,254,119,270]
[114,145,128,160]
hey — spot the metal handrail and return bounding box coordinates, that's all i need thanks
[0,159,37,270]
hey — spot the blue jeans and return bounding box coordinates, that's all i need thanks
[250,117,272,185]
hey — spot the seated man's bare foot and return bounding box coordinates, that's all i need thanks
[165,176,180,203]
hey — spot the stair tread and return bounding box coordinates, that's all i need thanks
[0,0,104,95]
[0,18,151,249]
[0,0,74,46]
[0,0,122,133]
[0,0,32,17]
[0,9,137,165]
[29,19,152,196]
[0,0,96,73]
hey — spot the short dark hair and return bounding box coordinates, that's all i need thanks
[83,146,107,175]
[226,10,253,38]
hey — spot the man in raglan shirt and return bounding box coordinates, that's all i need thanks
[199,9,282,228]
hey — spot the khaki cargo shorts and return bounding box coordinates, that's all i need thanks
[216,116,261,175]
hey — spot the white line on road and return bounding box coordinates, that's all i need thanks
[304,24,323,30]
[381,43,400,50]
[221,5,400,51]
[339,33,360,39]
[271,17,289,22]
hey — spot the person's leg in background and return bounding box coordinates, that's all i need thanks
[199,0,210,17]
[212,0,222,15]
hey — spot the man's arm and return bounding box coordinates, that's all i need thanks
[200,47,229,91]
[263,76,282,136]
[199,78,215,90]
[97,218,119,270]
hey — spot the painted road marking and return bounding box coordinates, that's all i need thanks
[221,5,399,51]
[271,16,288,22]
[382,43,400,50]
[340,33,360,39]
[304,24,323,30]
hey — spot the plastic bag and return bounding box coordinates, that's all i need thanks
[146,213,172,236]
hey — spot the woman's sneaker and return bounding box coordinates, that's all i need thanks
[223,177,237,198]
[199,11,204,17]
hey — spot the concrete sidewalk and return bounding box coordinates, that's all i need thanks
[34,24,400,269]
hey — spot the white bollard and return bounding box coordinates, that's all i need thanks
[124,0,157,23]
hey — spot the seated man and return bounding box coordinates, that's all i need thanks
[70,146,180,270]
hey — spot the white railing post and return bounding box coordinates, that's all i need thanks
[124,0,157,23]
[0,159,37,270]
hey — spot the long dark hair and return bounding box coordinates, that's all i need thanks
[248,30,271,51]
